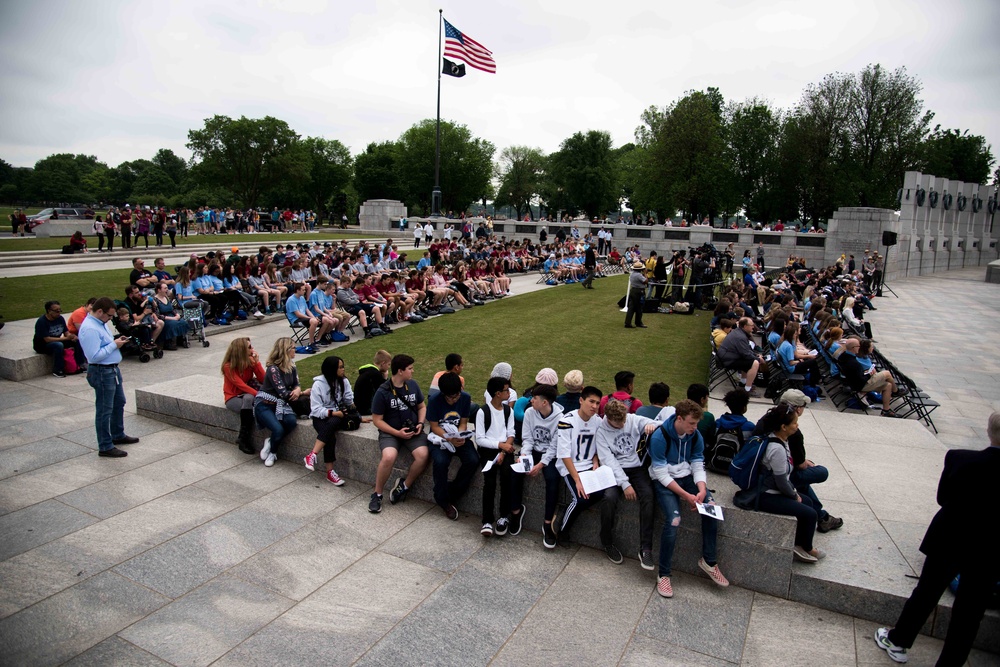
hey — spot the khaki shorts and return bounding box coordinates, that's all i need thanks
[862,370,892,393]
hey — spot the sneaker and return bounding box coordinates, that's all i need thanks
[881,408,902,418]
[260,437,271,462]
[253,310,265,319]
[304,452,317,471]
[874,627,908,663]
[326,469,345,486]
[817,515,844,533]
[604,544,623,564]
[495,517,509,536]
[657,576,674,598]
[388,478,408,504]
[444,504,459,521]
[508,505,525,535]
[369,492,383,513]
[542,523,557,549]
[264,453,277,467]
[793,545,818,563]
[638,549,655,571]
[698,558,730,587]
[480,522,494,536]
[52,371,66,378]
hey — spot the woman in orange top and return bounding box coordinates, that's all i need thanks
[222,337,265,454]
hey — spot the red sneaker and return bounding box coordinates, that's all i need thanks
[326,469,345,486]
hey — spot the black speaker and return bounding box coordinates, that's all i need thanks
[882,231,898,247]
[643,297,661,313]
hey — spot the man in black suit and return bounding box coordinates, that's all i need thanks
[875,411,1000,665]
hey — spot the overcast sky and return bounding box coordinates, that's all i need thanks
[2,0,998,175]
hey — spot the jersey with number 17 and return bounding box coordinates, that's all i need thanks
[556,410,601,477]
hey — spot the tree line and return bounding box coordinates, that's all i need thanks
[0,63,994,225]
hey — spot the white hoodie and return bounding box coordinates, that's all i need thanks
[521,403,565,466]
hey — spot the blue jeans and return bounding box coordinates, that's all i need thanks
[37,340,85,374]
[86,365,126,452]
[654,475,718,577]
[254,403,298,454]
[429,441,479,509]
[790,465,828,520]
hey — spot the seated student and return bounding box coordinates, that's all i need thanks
[839,337,901,417]
[33,300,87,377]
[306,355,358,486]
[517,382,564,548]
[285,282,329,348]
[336,275,385,339]
[66,298,97,335]
[597,398,661,569]
[221,336,265,455]
[737,403,822,564]
[687,384,716,451]
[712,319,734,350]
[555,369,583,413]
[483,362,518,407]
[254,337,309,468]
[429,353,465,400]
[716,389,756,441]
[307,278,344,346]
[123,285,164,348]
[556,386,608,544]
[476,376,519,536]
[427,372,477,520]
[354,275,394,332]
[717,317,766,396]
[758,389,843,532]
[598,370,644,417]
[368,354,429,514]
[354,349,391,416]
[320,279,352,343]
[775,322,819,385]
[649,399,729,598]
[636,382,675,421]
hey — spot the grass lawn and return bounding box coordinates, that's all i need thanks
[0,267,143,321]
[295,275,712,401]
[0,229,373,253]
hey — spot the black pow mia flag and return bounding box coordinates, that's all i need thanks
[442,57,466,78]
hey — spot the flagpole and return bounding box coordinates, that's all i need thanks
[432,9,443,217]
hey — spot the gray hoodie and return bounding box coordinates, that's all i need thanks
[521,403,565,466]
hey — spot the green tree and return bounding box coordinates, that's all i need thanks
[548,130,619,219]
[645,91,734,222]
[186,115,306,207]
[29,153,106,202]
[920,126,995,185]
[727,99,783,222]
[395,119,495,215]
[846,64,930,207]
[354,141,405,204]
[494,145,545,219]
[152,148,189,186]
[300,136,353,225]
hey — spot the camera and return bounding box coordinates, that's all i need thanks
[401,418,415,431]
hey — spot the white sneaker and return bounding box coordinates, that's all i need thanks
[264,453,277,467]
[874,627,908,663]
[260,437,271,461]
[793,546,818,563]
[253,310,265,319]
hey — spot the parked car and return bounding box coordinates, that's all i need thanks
[25,207,91,230]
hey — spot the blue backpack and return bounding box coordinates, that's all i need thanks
[728,435,767,491]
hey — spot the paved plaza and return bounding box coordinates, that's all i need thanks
[0,268,997,666]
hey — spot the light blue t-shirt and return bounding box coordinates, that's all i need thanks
[286,294,309,322]
[307,289,327,315]
[776,340,796,374]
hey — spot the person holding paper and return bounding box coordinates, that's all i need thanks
[519,384,565,549]
[475,377,518,537]
[649,399,729,598]
[556,386,608,547]
[427,372,477,522]
[596,399,660,569]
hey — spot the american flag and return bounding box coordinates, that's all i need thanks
[443,18,496,74]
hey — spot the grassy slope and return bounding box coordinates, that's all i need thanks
[296,275,711,401]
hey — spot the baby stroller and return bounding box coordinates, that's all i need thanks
[182,300,210,348]
[111,305,163,362]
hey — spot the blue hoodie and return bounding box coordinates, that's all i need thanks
[716,412,755,441]
[648,413,707,487]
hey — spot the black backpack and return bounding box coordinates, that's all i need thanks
[706,425,743,474]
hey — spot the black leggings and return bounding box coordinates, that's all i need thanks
[312,415,343,462]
